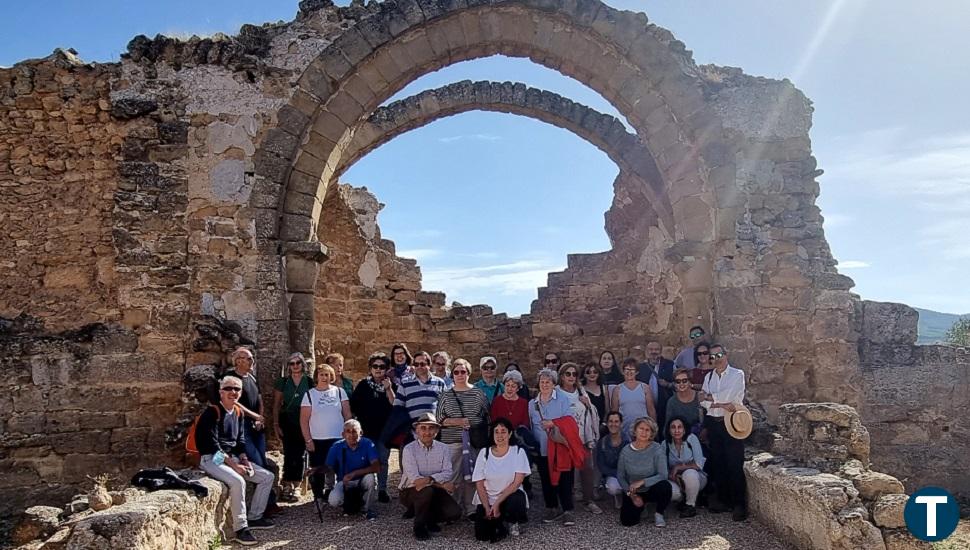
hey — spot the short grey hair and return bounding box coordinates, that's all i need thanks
[502,370,524,387]
[220,375,243,389]
[343,419,363,434]
[537,367,558,385]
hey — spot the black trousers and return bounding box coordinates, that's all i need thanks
[535,457,574,511]
[474,491,528,541]
[705,416,747,509]
[308,438,338,499]
[619,481,672,526]
[400,486,462,529]
[279,421,306,483]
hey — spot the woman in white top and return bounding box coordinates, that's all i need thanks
[611,357,657,439]
[300,364,351,502]
[661,416,707,518]
[557,362,602,515]
[472,418,530,542]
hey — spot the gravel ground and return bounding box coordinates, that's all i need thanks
[245,455,792,550]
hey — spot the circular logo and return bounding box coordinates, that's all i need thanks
[903,487,960,541]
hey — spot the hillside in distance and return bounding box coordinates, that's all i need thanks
[916,307,970,344]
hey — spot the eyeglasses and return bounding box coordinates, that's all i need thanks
[221,387,242,393]
[709,351,726,360]
[481,365,496,371]
[674,379,690,384]
[413,361,429,367]
[623,367,637,372]
[689,332,704,339]
[452,370,468,375]
[585,370,596,375]
[288,361,301,366]
[369,363,388,370]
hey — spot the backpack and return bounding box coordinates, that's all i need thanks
[185,403,242,464]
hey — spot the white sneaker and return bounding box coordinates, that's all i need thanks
[585,501,603,515]
[655,513,666,528]
[509,523,521,536]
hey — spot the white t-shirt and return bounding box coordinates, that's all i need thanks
[301,386,348,440]
[471,445,531,506]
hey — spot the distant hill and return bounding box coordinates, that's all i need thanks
[915,308,970,344]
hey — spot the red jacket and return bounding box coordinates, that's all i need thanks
[547,416,588,485]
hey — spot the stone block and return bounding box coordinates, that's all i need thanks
[853,471,905,501]
[11,505,62,544]
[881,529,932,550]
[871,494,907,529]
[860,301,918,346]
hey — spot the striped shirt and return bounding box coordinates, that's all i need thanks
[436,387,490,444]
[399,439,452,489]
[394,373,446,421]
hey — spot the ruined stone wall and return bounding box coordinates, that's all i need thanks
[858,300,970,503]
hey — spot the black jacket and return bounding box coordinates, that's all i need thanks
[350,377,393,440]
[195,404,245,456]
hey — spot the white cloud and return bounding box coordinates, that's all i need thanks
[396,248,441,261]
[422,260,565,299]
[822,212,853,229]
[838,260,870,269]
[438,134,502,144]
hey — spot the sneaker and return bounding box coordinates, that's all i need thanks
[232,528,257,546]
[680,505,697,518]
[732,507,748,522]
[585,501,603,515]
[378,490,390,503]
[654,513,666,528]
[509,523,521,537]
[414,525,431,541]
[562,511,576,526]
[247,517,275,530]
[366,510,378,521]
[542,508,563,523]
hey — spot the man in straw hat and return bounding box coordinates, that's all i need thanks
[399,412,462,540]
[699,343,749,521]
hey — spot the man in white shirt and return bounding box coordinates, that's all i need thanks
[700,343,748,521]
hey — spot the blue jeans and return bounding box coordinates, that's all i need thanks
[375,440,391,491]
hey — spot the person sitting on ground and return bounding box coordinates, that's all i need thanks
[349,352,396,503]
[197,375,275,546]
[432,351,454,390]
[325,419,380,520]
[661,416,707,518]
[472,418,531,542]
[503,362,531,399]
[557,362,602,515]
[272,352,313,502]
[323,352,355,399]
[666,368,703,433]
[617,416,672,528]
[611,358,657,439]
[474,356,504,402]
[596,411,628,510]
[301,364,351,505]
[399,413,462,541]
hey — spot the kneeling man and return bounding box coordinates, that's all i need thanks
[399,412,462,540]
[326,419,380,519]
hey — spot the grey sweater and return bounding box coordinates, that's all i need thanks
[616,441,668,491]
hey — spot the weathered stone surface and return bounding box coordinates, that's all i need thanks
[871,494,907,529]
[852,471,905,501]
[11,505,62,544]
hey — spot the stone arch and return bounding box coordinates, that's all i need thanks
[257,0,730,354]
[338,79,675,241]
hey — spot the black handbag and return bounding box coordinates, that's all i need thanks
[453,389,490,448]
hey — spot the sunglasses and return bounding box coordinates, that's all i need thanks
[288,361,301,366]
[453,370,469,375]
[689,332,704,339]
[674,379,690,384]
[221,387,242,392]
[433,362,448,367]
[413,361,429,367]
[709,351,726,360]
[544,359,559,364]
[563,371,577,377]
[369,363,388,370]
[481,365,496,371]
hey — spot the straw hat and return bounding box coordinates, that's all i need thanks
[726,404,753,440]
[412,412,440,428]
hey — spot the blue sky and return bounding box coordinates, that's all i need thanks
[4,1,969,316]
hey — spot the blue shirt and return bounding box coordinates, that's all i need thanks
[528,388,573,456]
[325,437,379,479]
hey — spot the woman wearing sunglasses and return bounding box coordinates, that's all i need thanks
[665,368,703,433]
[272,352,313,501]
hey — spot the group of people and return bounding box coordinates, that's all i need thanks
[194,326,751,546]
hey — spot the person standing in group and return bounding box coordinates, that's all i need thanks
[674,326,707,370]
[617,417,672,528]
[394,351,447,423]
[661,417,707,518]
[474,356,504,403]
[542,352,561,372]
[323,352,354,399]
[432,351,454,390]
[502,362,532,399]
[641,341,675,433]
[557,362,602,515]
[596,411,628,510]
[325,419,380,520]
[529,368,577,526]
[197,375,275,546]
[389,343,413,384]
[399,413,462,541]
[598,351,624,386]
[582,362,607,428]
[700,344,748,521]
[436,358,491,518]
[272,352,313,502]
[301,364,351,505]
[666,368,703,433]
[350,352,396,503]
[490,370,529,430]
[224,348,268,469]
[611,358,657,439]
[471,418,531,542]
[688,341,712,391]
